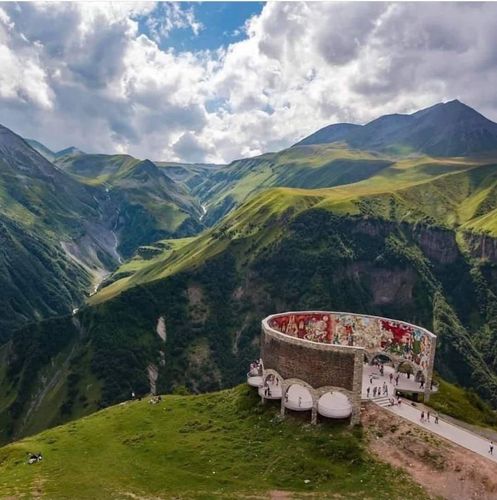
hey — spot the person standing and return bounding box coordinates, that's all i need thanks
[373,387,377,398]
[367,386,371,398]
[434,413,439,424]
[420,411,425,422]
[490,441,494,455]
[427,411,430,422]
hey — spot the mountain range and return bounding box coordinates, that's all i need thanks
[3,100,497,444]
[0,130,206,339]
[296,99,497,156]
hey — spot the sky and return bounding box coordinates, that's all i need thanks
[2,2,497,164]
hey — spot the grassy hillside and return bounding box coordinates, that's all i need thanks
[428,378,497,428]
[56,153,204,257]
[6,101,497,447]
[0,385,427,499]
[0,129,210,337]
[92,187,325,303]
[5,201,497,444]
[93,153,497,304]
[187,138,497,232]
[0,126,119,338]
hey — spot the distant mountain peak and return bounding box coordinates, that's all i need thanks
[294,122,361,146]
[295,100,497,156]
[55,146,84,159]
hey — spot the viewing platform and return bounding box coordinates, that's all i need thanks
[248,310,437,426]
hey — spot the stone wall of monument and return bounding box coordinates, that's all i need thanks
[261,329,358,391]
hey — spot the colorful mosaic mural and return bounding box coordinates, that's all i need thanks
[268,312,433,372]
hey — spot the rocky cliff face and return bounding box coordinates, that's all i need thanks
[464,232,497,263]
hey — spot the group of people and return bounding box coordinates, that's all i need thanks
[148,395,162,405]
[388,396,402,407]
[249,359,263,377]
[388,372,401,386]
[263,374,280,397]
[27,452,43,465]
[419,410,439,424]
[366,383,390,398]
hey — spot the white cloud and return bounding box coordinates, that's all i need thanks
[146,3,203,43]
[1,2,497,163]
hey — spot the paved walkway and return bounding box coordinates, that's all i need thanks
[385,400,497,464]
[361,364,497,463]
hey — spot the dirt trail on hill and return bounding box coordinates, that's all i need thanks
[363,403,497,500]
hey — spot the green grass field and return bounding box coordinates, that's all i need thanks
[428,378,497,429]
[0,386,428,499]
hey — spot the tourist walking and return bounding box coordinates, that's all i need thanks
[367,387,371,398]
[427,411,430,422]
[434,413,439,424]
[298,396,302,408]
[389,373,393,383]
[490,441,494,455]
[373,387,377,398]
[395,374,399,386]
[420,411,425,422]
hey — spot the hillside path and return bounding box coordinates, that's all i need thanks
[385,401,497,464]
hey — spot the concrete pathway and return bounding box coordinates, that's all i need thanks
[386,399,497,464]
[362,364,497,463]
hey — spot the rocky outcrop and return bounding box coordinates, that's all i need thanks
[463,232,497,263]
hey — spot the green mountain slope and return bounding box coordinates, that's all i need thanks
[96,154,497,302]
[5,100,497,445]
[4,189,497,443]
[0,125,123,339]
[0,385,427,499]
[55,153,204,257]
[0,128,209,337]
[188,147,497,229]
